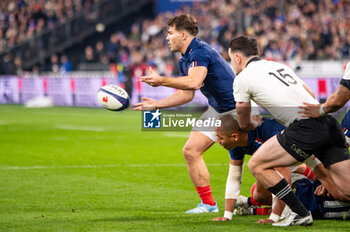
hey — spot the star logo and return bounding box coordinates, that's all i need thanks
[143,109,161,128]
[150,109,161,121]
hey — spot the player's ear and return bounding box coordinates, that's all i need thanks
[181,31,186,40]
[231,132,238,141]
[235,53,242,64]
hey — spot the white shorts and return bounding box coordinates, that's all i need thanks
[193,105,260,141]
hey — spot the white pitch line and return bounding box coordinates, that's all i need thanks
[163,132,189,138]
[54,125,106,132]
[0,120,8,125]
[0,163,230,170]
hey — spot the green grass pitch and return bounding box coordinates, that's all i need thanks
[1,105,349,231]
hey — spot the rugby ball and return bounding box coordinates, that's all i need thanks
[97,85,129,111]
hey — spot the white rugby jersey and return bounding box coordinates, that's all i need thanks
[343,61,350,80]
[233,59,319,126]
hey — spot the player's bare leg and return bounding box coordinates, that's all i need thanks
[327,160,350,198]
[251,180,272,205]
[183,130,218,213]
[248,136,312,226]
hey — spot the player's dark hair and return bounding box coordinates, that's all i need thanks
[167,14,199,36]
[228,35,259,57]
[219,114,241,135]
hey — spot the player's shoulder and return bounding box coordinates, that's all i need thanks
[343,61,350,80]
[259,117,285,132]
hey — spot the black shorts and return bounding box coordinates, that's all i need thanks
[277,115,350,167]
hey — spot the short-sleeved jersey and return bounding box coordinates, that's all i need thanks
[341,110,350,137]
[340,61,350,90]
[179,38,236,113]
[233,58,319,126]
[229,118,285,160]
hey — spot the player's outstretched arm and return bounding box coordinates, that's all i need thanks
[299,85,350,118]
[141,66,207,91]
[133,90,195,111]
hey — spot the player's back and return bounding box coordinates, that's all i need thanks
[180,38,236,113]
[234,59,319,126]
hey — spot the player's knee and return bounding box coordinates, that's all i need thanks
[248,158,258,176]
[182,145,201,162]
[252,191,264,203]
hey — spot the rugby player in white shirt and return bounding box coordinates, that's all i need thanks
[227,35,350,226]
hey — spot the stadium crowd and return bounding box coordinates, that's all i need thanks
[77,0,350,75]
[1,0,350,74]
[0,0,101,53]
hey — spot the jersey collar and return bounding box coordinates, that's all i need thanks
[246,57,261,67]
[183,37,198,57]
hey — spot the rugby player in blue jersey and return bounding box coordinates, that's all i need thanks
[134,15,256,213]
[340,109,350,147]
[213,114,289,222]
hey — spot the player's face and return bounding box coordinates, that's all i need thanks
[166,26,183,52]
[228,49,242,75]
[216,129,237,150]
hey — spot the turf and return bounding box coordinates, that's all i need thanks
[0,105,349,231]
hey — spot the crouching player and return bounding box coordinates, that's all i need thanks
[212,114,291,221]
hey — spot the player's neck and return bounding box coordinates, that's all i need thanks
[181,37,195,55]
[244,56,260,67]
[235,132,249,147]
[240,132,249,146]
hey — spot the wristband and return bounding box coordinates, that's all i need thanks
[224,211,233,220]
[319,104,326,116]
[269,213,280,222]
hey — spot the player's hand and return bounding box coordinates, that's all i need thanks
[133,97,157,111]
[314,184,330,197]
[140,67,163,87]
[298,102,322,118]
[211,217,230,221]
[255,218,275,224]
[252,114,264,126]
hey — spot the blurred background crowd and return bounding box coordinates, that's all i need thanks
[1,0,350,76]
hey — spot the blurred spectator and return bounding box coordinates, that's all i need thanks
[13,56,24,75]
[107,33,120,62]
[47,53,60,73]
[82,45,97,63]
[60,55,73,73]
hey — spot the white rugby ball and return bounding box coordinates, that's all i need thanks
[97,85,129,111]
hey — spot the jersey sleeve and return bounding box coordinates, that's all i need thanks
[229,147,245,160]
[341,110,350,137]
[188,49,210,68]
[340,62,350,90]
[233,75,251,102]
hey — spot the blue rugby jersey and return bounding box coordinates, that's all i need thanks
[340,110,350,137]
[229,118,286,160]
[178,38,236,113]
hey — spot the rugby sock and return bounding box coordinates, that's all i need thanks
[248,197,264,206]
[254,207,271,215]
[196,185,216,206]
[302,166,315,180]
[248,183,263,206]
[268,179,309,217]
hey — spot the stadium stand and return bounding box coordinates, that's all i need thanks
[1,0,350,76]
